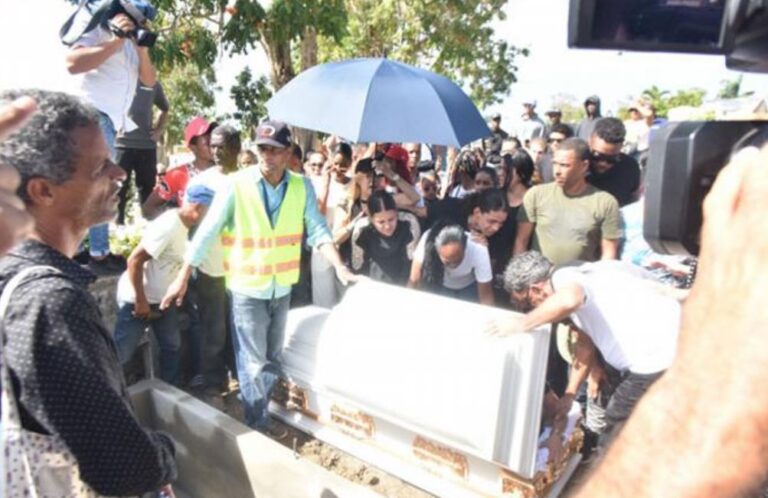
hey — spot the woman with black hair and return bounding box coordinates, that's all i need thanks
[488,150,535,304]
[408,219,494,305]
[351,190,421,285]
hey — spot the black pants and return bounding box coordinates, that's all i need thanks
[187,270,232,387]
[598,369,664,450]
[115,147,157,224]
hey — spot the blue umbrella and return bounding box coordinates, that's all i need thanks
[265,58,490,147]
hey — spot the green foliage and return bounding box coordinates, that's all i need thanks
[110,227,143,259]
[163,64,218,148]
[668,88,706,109]
[548,93,585,125]
[640,86,707,118]
[229,67,274,138]
[717,75,753,100]
[317,0,525,108]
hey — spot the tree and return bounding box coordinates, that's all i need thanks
[548,93,585,126]
[641,85,671,118]
[667,88,706,109]
[316,0,526,108]
[717,75,753,100]
[162,64,217,152]
[229,67,273,139]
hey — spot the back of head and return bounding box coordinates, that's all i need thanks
[557,137,591,161]
[291,143,303,162]
[0,90,100,203]
[502,149,535,189]
[592,117,626,145]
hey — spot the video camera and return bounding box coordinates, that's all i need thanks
[107,0,158,47]
[569,0,768,255]
[61,0,158,48]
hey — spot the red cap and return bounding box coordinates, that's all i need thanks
[384,145,412,183]
[184,117,217,147]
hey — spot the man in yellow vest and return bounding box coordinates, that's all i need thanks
[162,121,356,436]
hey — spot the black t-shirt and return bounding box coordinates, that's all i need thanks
[587,154,641,207]
[483,128,509,155]
[355,220,414,285]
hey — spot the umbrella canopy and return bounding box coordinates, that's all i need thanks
[265,58,491,147]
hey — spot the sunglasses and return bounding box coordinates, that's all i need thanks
[547,137,564,144]
[591,150,620,165]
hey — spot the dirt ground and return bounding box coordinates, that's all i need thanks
[197,381,434,498]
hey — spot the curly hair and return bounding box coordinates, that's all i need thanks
[0,89,100,203]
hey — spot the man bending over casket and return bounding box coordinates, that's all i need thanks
[488,251,683,453]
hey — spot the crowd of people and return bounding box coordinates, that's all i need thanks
[0,2,767,497]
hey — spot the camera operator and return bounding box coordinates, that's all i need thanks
[65,0,157,273]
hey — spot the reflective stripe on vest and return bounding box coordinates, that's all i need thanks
[221,168,306,290]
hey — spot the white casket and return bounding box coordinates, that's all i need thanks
[271,282,582,497]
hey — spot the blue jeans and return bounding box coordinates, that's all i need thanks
[230,292,290,429]
[88,113,116,257]
[114,301,181,385]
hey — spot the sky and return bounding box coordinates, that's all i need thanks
[1,0,766,124]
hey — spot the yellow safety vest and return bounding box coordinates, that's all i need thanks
[221,168,306,290]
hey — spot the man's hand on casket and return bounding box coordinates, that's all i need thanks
[484,316,527,336]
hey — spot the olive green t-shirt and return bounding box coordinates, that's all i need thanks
[517,183,621,265]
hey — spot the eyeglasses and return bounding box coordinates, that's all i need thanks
[591,150,620,165]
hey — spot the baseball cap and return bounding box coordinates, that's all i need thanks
[254,120,292,148]
[545,108,562,116]
[184,117,217,147]
[184,184,215,206]
[490,112,502,121]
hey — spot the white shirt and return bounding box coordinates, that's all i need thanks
[185,167,229,277]
[326,178,352,230]
[551,261,681,374]
[414,230,493,289]
[72,10,139,133]
[117,210,188,304]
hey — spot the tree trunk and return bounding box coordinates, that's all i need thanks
[293,27,319,159]
[259,30,295,90]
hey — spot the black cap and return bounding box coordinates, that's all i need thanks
[254,120,292,148]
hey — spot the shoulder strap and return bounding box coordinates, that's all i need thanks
[60,0,113,47]
[0,266,61,430]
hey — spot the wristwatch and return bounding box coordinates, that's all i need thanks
[390,173,401,182]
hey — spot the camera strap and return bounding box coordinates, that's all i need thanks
[59,0,114,46]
